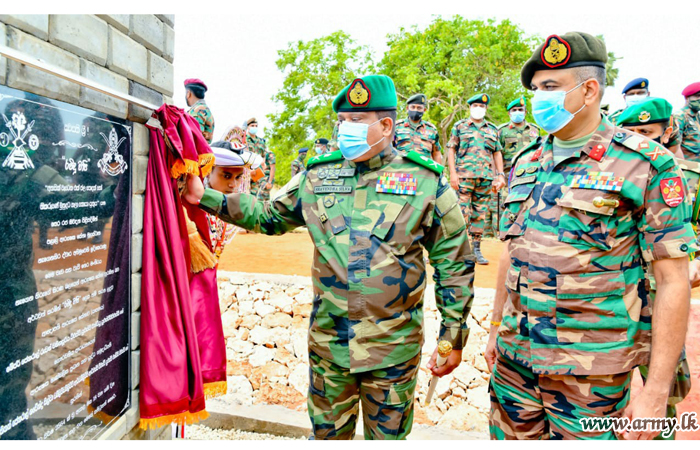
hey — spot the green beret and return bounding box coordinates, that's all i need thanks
[507,96,527,110]
[407,93,426,106]
[332,75,397,113]
[617,98,673,126]
[521,32,607,89]
[467,93,490,105]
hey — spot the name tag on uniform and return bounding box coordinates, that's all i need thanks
[376,172,417,195]
[510,175,536,187]
[314,186,353,194]
[571,172,624,192]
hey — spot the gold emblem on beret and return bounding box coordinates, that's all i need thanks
[482,94,488,103]
[519,98,525,106]
[542,35,571,68]
[347,79,370,107]
[638,111,651,123]
[641,81,646,88]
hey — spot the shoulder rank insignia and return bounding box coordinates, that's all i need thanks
[404,150,443,174]
[541,35,571,68]
[660,177,684,207]
[307,150,344,169]
[376,172,417,195]
[588,144,606,161]
[571,172,624,192]
[347,79,371,107]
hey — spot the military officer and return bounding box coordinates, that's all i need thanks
[394,93,442,163]
[488,96,541,236]
[446,93,506,265]
[245,118,276,200]
[617,98,694,440]
[185,78,215,143]
[183,74,475,440]
[291,147,308,177]
[486,32,697,440]
[608,77,650,125]
[674,82,700,162]
[314,138,329,155]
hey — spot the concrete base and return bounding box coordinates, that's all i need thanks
[201,401,487,440]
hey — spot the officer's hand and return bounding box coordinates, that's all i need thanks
[690,259,700,288]
[485,326,499,373]
[492,176,506,192]
[619,386,669,440]
[449,172,460,191]
[182,174,205,204]
[427,347,462,377]
[265,182,272,190]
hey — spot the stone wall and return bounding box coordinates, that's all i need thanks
[217,272,492,435]
[0,14,175,441]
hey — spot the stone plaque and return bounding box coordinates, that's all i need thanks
[0,85,131,440]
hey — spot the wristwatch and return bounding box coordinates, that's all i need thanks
[496,172,506,177]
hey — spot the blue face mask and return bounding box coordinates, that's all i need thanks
[531,82,586,134]
[337,119,385,160]
[314,146,323,155]
[625,94,648,107]
[510,111,526,124]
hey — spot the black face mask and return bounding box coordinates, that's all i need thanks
[408,110,424,122]
[652,136,665,145]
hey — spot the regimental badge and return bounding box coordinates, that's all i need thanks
[660,177,684,207]
[520,98,525,106]
[526,166,538,174]
[376,172,417,195]
[347,79,371,107]
[482,94,488,103]
[638,111,651,123]
[541,35,571,68]
[646,146,667,161]
[530,148,542,161]
[571,172,624,192]
[323,194,336,208]
[641,81,646,88]
[98,128,128,176]
[318,168,328,179]
[515,168,525,177]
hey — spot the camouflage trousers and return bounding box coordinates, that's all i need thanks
[637,357,692,440]
[489,355,631,440]
[484,187,506,238]
[256,177,272,201]
[457,177,492,237]
[250,178,262,197]
[307,351,420,440]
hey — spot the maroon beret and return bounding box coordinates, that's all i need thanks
[682,82,700,98]
[184,78,208,91]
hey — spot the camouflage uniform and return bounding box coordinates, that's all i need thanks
[446,118,502,237]
[486,122,541,236]
[674,106,700,162]
[199,148,475,439]
[187,99,215,144]
[329,122,340,153]
[247,134,272,198]
[491,120,698,439]
[394,119,441,159]
[291,154,306,178]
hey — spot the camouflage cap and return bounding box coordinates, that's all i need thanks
[332,75,397,113]
[507,96,527,110]
[467,93,490,105]
[617,98,672,126]
[521,32,607,89]
[407,93,427,106]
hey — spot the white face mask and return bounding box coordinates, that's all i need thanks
[470,105,486,120]
[625,94,648,107]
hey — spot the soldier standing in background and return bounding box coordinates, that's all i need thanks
[314,138,329,155]
[487,32,696,440]
[446,93,506,265]
[183,74,475,440]
[185,78,215,143]
[608,77,650,125]
[674,82,700,162]
[291,147,308,177]
[245,118,276,199]
[394,93,442,163]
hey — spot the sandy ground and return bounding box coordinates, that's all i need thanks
[219,231,700,440]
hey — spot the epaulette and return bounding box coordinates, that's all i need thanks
[511,137,542,163]
[497,122,509,130]
[485,121,499,130]
[395,118,407,126]
[404,150,444,174]
[613,132,674,171]
[424,120,438,131]
[306,150,344,168]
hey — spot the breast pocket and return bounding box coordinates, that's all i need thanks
[501,178,536,238]
[556,187,620,251]
[555,270,629,344]
[504,137,519,152]
[371,197,410,245]
[485,134,498,152]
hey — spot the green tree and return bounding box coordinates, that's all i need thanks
[380,17,536,145]
[596,34,621,88]
[266,31,375,186]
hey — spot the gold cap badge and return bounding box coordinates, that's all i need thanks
[482,94,488,103]
[641,81,646,88]
[520,98,525,106]
[638,111,651,123]
[347,79,370,107]
[542,35,571,68]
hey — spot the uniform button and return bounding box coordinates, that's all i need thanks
[681,244,689,252]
